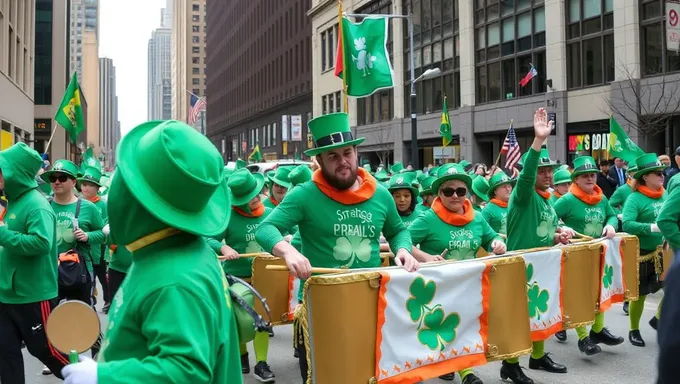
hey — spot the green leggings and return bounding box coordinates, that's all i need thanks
[505,341,545,364]
[575,312,605,339]
[239,331,270,362]
[629,295,663,330]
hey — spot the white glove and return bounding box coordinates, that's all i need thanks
[602,225,616,239]
[617,214,622,221]
[62,356,98,384]
[651,223,661,233]
[102,224,110,236]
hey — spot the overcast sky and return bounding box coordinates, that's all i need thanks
[99,0,165,136]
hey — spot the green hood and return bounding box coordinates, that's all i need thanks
[0,143,42,201]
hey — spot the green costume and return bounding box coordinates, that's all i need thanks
[482,173,516,235]
[387,172,422,227]
[470,176,490,212]
[658,186,680,250]
[78,167,109,266]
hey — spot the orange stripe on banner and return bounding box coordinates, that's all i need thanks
[375,271,391,380]
[287,275,295,321]
[599,243,611,312]
[531,251,565,341]
[381,353,487,384]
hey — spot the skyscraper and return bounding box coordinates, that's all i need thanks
[148,9,172,120]
[99,57,120,168]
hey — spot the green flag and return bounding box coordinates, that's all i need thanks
[55,72,85,143]
[81,146,101,172]
[336,16,394,97]
[440,97,452,147]
[248,143,263,162]
[609,116,644,163]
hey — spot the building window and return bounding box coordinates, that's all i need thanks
[192,78,200,85]
[640,0,680,75]
[335,91,342,112]
[192,15,200,22]
[272,122,277,146]
[322,95,328,115]
[192,57,200,64]
[35,0,53,105]
[320,24,337,72]
[192,88,199,94]
[566,0,614,88]
[192,36,200,43]
[329,94,335,113]
[192,46,200,53]
[193,4,199,11]
[193,25,199,32]
[192,67,199,74]
[475,0,546,103]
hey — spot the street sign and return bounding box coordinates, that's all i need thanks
[667,1,680,51]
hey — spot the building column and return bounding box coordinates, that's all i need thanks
[458,0,475,107]
[614,0,641,80]
[545,0,567,91]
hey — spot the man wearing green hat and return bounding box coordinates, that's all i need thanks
[549,168,572,206]
[255,112,418,382]
[416,175,436,213]
[482,172,516,235]
[264,167,292,208]
[62,120,243,383]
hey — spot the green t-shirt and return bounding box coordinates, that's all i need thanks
[415,204,431,214]
[553,192,618,238]
[399,209,423,228]
[622,190,667,251]
[263,196,277,209]
[50,198,105,273]
[91,198,108,265]
[482,201,508,235]
[609,183,633,214]
[658,186,680,250]
[667,173,680,194]
[548,193,560,206]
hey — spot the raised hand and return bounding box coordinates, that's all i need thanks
[533,108,554,140]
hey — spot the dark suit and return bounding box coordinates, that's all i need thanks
[658,258,680,384]
[608,166,627,187]
[597,172,617,199]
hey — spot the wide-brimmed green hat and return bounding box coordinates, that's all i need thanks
[419,176,436,196]
[387,172,419,197]
[627,164,638,173]
[304,112,364,156]
[268,167,292,189]
[374,168,390,182]
[488,172,516,196]
[41,159,80,182]
[236,159,247,169]
[553,169,572,185]
[633,153,668,180]
[77,166,103,188]
[571,156,598,179]
[428,166,440,177]
[115,120,231,237]
[431,163,473,194]
[459,160,471,171]
[471,175,490,202]
[289,165,312,187]
[390,162,404,175]
[228,168,265,206]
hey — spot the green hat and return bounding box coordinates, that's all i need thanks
[428,166,440,177]
[415,170,426,183]
[471,175,490,202]
[223,166,236,181]
[228,168,265,206]
[374,168,390,182]
[0,143,42,197]
[553,169,572,185]
[387,172,419,197]
[390,162,404,175]
[41,159,80,182]
[488,172,516,196]
[289,165,312,187]
[77,166,103,188]
[419,176,436,196]
[537,147,559,168]
[431,163,473,194]
[268,167,292,189]
[459,160,471,169]
[571,156,598,179]
[628,164,638,173]
[236,159,247,169]
[633,153,668,180]
[304,112,364,156]
[115,120,231,237]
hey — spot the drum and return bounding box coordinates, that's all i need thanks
[561,242,601,329]
[660,242,673,282]
[251,255,294,325]
[619,235,640,301]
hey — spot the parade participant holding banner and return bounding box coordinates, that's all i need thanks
[207,168,276,382]
[548,168,571,206]
[482,172,516,235]
[61,120,242,383]
[503,108,569,384]
[387,172,423,227]
[553,156,624,355]
[255,112,418,382]
[622,153,668,347]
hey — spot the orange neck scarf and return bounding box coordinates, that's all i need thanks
[233,203,265,218]
[87,195,101,203]
[569,183,603,205]
[627,179,635,188]
[268,195,279,206]
[312,168,376,205]
[490,198,508,208]
[535,188,551,200]
[431,198,475,226]
[638,185,665,199]
[552,191,563,199]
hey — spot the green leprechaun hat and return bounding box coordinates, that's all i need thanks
[459,160,471,172]
[570,156,598,180]
[627,164,638,173]
[553,169,572,185]
[268,166,292,189]
[488,172,516,196]
[373,168,390,182]
[428,166,440,177]
[304,112,365,157]
[228,168,265,207]
[431,163,472,194]
[390,162,404,175]
[77,166,103,188]
[236,159,247,169]
[41,159,80,183]
[471,175,490,202]
[289,165,312,187]
[387,172,419,197]
[419,176,436,196]
[633,153,668,180]
[537,147,559,168]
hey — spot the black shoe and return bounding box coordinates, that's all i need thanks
[102,302,110,314]
[293,348,299,358]
[253,361,275,382]
[462,373,483,384]
[589,328,624,346]
[528,353,567,373]
[500,361,534,384]
[438,372,455,381]
[269,329,275,338]
[623,301,629,315]
[241,353,250,374]
[629,330,645,347]
[577,337,602,356]
[649,317,659,331]
[554,330,567,341]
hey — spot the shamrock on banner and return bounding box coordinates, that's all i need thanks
[520,248,564,341]
[597,237,626,311]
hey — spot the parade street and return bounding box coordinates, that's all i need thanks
[25,289,663,384]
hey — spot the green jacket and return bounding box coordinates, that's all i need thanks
[622,191,667,251]
[658,187,680,250]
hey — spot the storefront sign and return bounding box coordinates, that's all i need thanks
[667,1,680,51]
[290,115,302,141]
[281,115,289,142]
[0,130,14,150]
[568,133,611,152]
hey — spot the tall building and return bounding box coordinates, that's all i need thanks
[0,0,36,149]
[69,0,98,80]
[171,0,206,128]
[99,57,119,168]
[206,0,313,161]
[148,11,172,120]
[311,0,680,168]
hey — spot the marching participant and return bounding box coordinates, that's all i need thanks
[387,172,423,227]
[553,156,624,355]
[609,164,637,315]
[61,120,242,383]
[548,168,571,206]
[416,173,437,213]
[254,112,418,382]
[264,167,292,208]
[658,183,680,260]
[622,153,668,347]
[469,175,489,212]
[482,172,516,235]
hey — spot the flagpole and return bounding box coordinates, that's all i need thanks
[494,119,514,169]
[337,0,349,114]
[43,123,60,155]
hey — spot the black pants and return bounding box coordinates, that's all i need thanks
[295,317,309,382]
[0,298,69,383]
[93,262,110,304]
[108,269,126,302]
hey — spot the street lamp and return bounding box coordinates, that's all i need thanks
[410,67,441,170]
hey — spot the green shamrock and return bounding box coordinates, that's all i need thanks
[526,263,534,283]
[603,264,613,289]
[245,241,262,254]
[56,221,74,246]
[584,222,603,238]
[406,276,437,322]
[332,236,372,265]
[447,248,474,261]
[536,221,550,238]
[417,307,460,351]
[527,283,550,320]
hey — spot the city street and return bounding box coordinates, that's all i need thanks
[24,287,663,384]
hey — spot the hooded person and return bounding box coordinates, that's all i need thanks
[61,120,243,384]
[0,143,73,383]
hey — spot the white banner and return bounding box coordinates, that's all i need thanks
[597,237,626,311]
[287,276,301,321]
[667,1,680,51]
[520,248,564,341]
[376,261,490,383]
[291,115,303,142]
[281,115,290,142]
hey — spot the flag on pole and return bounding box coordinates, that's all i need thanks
[55,71,86,143]
[188,94,207,125]
[501,123,521,170]
[335,16,395,97]
[519,64,538,87]
[440,96,452,147]
[609,116,645,163]
[81,146,101,172]
[249,143,263,162]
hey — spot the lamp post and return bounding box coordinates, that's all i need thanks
[410,67,441,170]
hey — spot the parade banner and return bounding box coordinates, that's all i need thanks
[597,237,626,311]
[520,249,564,341]
[287,276,301,322]
[375,261,491,383]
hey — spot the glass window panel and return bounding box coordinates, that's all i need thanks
[433,42,442,64]
[423,45,432,65]
[444,73,453,102]
[518,36,532,51]
[503,59,516,99]
[668,51,680,73]
[422,0,431,31]
[583,17,601,35]
[455,35,460,58]
[477,66,487,103]
[454,71,461,108]
[415,49,422,68]
[534,31,546,47]
[488,45,501,59]
[443,0,452,24]
[502,0,515,16]
[604,34,614,82]
[583,37,603,86]
[534,7,545,32]
[502,18,515,42]
[477,27,486,49]
[488,22,500,46]
[487,4,499,21]
[433,77,443,111]
[502,40,515,55]
[643,23,663,75]
[535,50,547,92]
[518,12,532,37]
[568,0,580,22]
[475,0,485,10]
[444,37,454,58]
[643,1,662,20]
[488,62,501,101]
[603,13,613,30]
[583,0,601,19]
[373,94,381,123]
[518,57,534,97]
[413,0,421,33]
[517,0,531,11]
[380,91,390,120]
[604,0,613,13]
[476,10,485,25]
[423,79,433,113]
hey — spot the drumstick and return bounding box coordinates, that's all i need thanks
[238,252,272,258]
[572,231,594,240]
[265,265,347,274]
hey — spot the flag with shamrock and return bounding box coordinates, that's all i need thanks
[609,116,644,163]
[376,261,490,383]
[597,237,626,311]
[248,143,263,162]
[55,71,85,143]
[520,248,564,341]
[81,146,102,173]
[440,96,452,147]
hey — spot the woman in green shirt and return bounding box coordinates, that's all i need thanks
[549,168,571,206]
[387,172,422,227]
[622,153,668,347]
[481,172,516,235]
[609,164,638,217]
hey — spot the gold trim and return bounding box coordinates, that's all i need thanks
[638,248,663,275]
[566,320,596,329]
[125,228,181,252]
[489,347,533,362]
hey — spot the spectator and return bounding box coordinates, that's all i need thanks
[608,157,627,187]
[597,159,617,198]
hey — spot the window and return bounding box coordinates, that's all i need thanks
[475,0,546,103]
[192,78,200,85]
[192,88,199,95]
[321,31,327,71]
[193,25,199,32]
[566,0,614,88]
[335,91,342,112]
[320,24,337,72]
[193,4,199,11]
[192,15,200,22]
[329,94,335,113]
[322,95,328,115]
[192,46,200,53]
[192,36,200,43]
[192,67,199,74]
[640,0,680,75]
[35,0,53,105]
[192,57,200,64]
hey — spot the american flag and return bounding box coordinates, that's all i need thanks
[188,94,207,125]
[501,123,521,170]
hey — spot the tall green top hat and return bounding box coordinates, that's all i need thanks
[419,176,436,196]
[390,162,404,175]
[488,172,516,197]
[228,168,265,206]
[289,165,313,187]
[268,167,292,189]
[553,168,572,185]
[387,172,419,197]
[431,163,473,194]
[77,166,103,188]
[459,160,471,171]
[633,153,667,180]
[304,112,365,157]
[115,120,231,237]
[537,147,559,168]
[471,175,490,202]
[41,159,79,182]
[571,156,598,180]
[373,168,390,182]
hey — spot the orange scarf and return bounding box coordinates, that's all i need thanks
[268,195,279,206]
[431,198,475,226]
[312,168,376,205]
[233,203,265,218]
[87,195,101,203]
[422,201,431,208]
[569,183,603,205]
[627,179,635,188]
[490,198,508,208]
[535,188,551,200]
[638,185,665,199]
[552,191,563,199]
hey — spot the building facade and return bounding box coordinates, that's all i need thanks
[69,0,97,80]
[311,0,680,168]
[171,0,206,128]
[148,15,172,121]
[0,0,35,150]
[99,57,119,167]
[206,0,313,161]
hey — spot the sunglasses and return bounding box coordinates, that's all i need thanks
[49,175,71,183]
[651,171,664,177]
[441,187,468,197]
